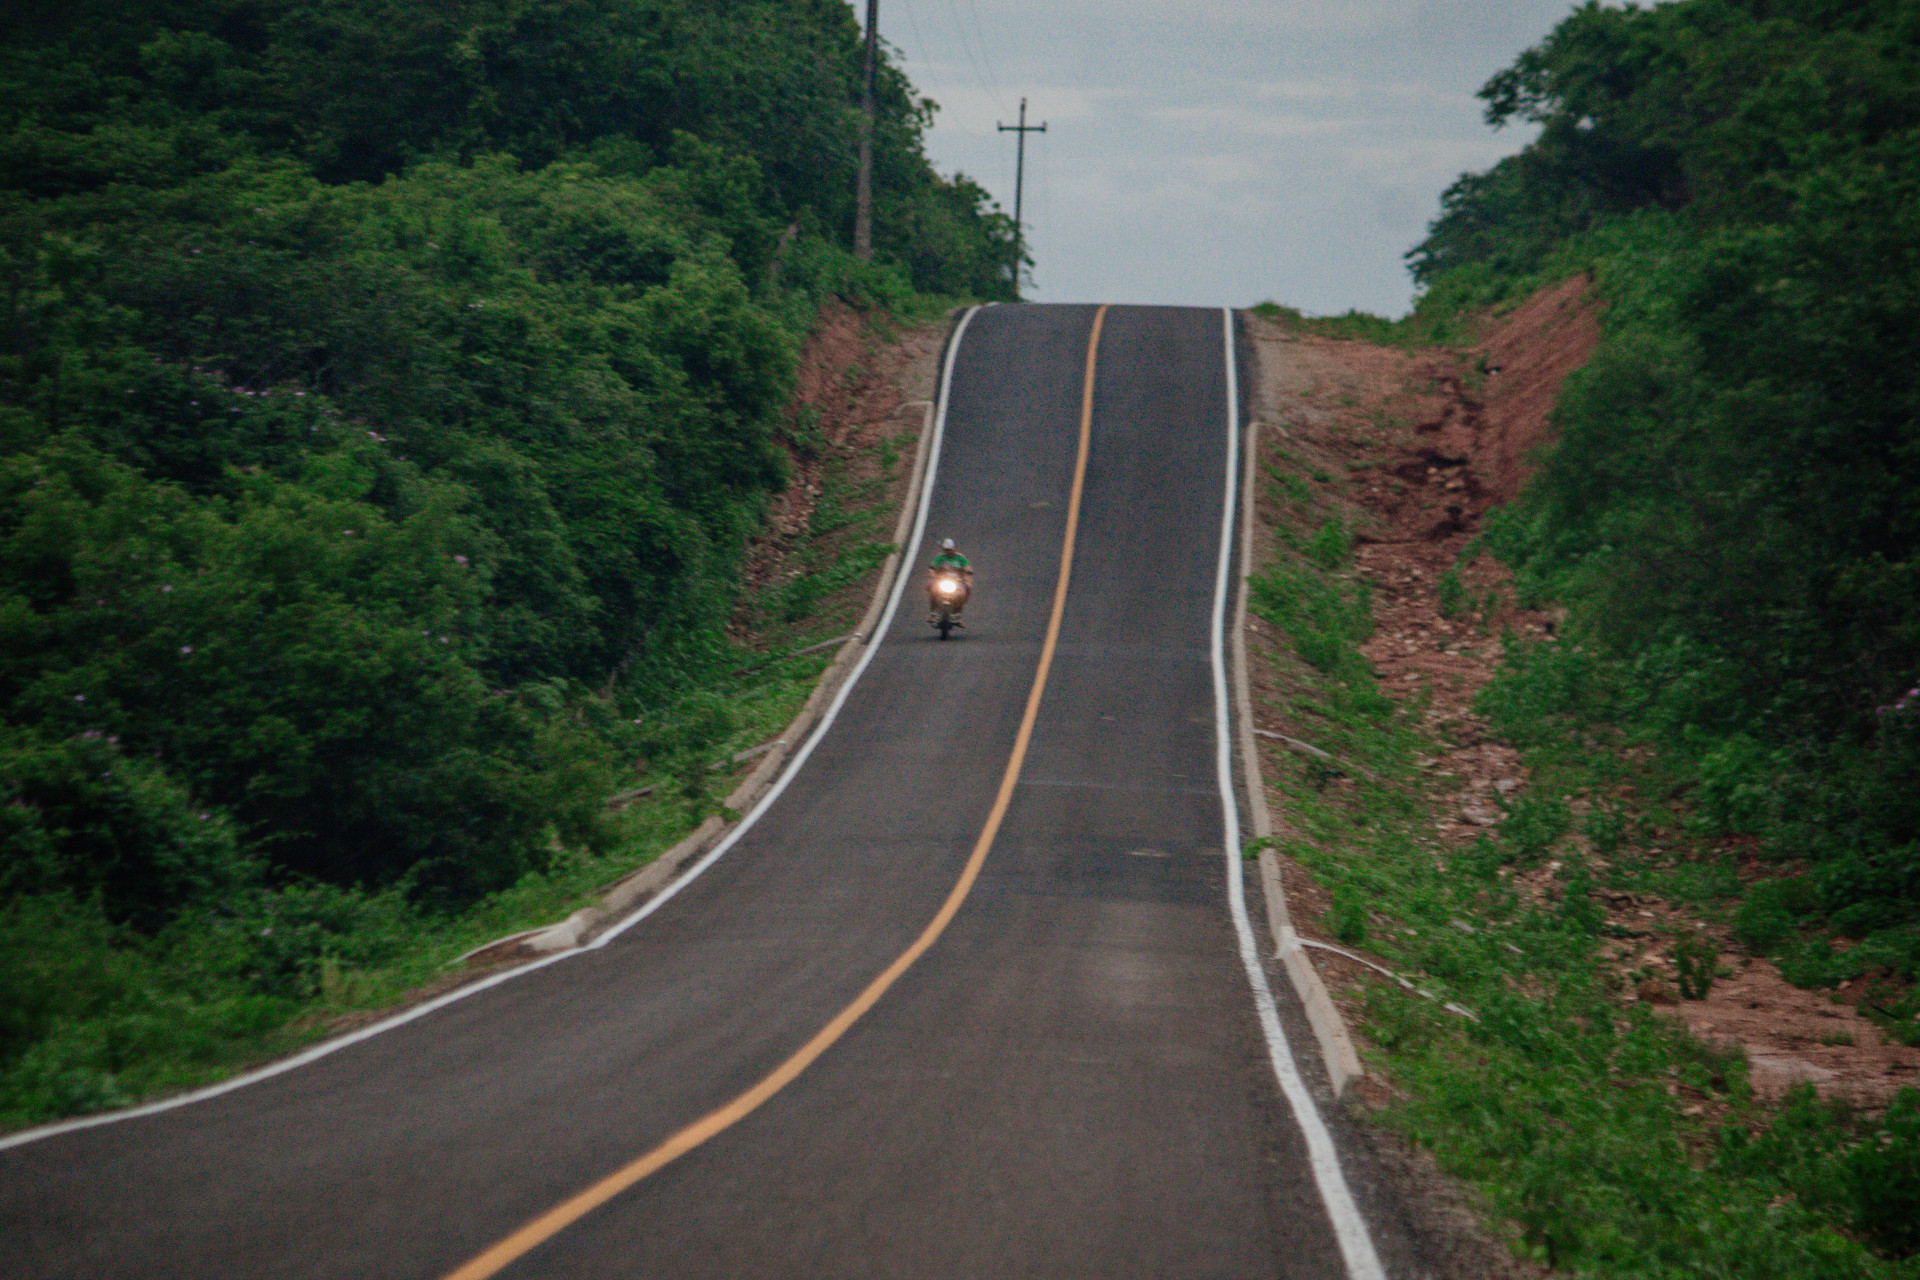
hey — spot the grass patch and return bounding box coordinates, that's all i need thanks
[1248,447,1920,1277]
[1249,299,1479,348]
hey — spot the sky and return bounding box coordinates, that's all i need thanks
[862,0,1582,315]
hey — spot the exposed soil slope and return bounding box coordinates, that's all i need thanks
[1244,283,1920,1116]
[732,302,945,652]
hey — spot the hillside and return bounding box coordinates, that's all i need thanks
[1407,0,1920,1039]
[1245,0,1920,1271]
[0,0,1006,1124]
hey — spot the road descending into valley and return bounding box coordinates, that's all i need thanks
[2,305,1410,1279]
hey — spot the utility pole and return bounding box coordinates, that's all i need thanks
[854,0,879,260]
[996,98,1046,296]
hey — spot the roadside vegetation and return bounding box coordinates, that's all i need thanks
[1252,428,1920,1278]
[0,0,1000,1127]
[1416,0,1920,1052]
[1244,514,1920,1274]
[1251,0,1920,1270]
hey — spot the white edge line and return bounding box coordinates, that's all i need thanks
[0,305,985,1156]
[1211,307,1386,1280]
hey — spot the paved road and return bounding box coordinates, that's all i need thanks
[2,305,1394,1280]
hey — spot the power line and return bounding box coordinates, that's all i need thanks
[942,0,1008,117]
[1033,124,1051,297]
[960,0,1009,113]
[896,0,946,104]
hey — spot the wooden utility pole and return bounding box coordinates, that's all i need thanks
[997,98,1046,295]
[854,0,879,260]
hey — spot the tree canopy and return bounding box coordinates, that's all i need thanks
[0,0,1017,920]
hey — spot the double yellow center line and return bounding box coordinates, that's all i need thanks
[441,304,1110,1280]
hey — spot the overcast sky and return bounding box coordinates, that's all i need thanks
[864,0,1581,315]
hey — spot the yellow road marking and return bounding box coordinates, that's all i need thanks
[439,303,1111,1280]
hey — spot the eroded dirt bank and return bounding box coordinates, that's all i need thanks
[1243,282,1918,1114]
[730,301,945,653]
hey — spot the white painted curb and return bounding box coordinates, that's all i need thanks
[1227,347,1366,1101]
[1214,310,1384,1280]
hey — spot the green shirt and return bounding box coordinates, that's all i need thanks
[930,551,970,571]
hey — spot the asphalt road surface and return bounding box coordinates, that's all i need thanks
[2,304,1408,1279]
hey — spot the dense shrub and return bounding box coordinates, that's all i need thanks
[1722,1085,1920,1260]
[0,0,1015,914]
[1423,0,1920,970]
[0,726,247,932]
[0,0,1013,1121]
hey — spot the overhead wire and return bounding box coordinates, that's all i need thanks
[960,0,1010,114]
[898,0,1024,284]
[941,0,1009,119]
[896,0,946,108]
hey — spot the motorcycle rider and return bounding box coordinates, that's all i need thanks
[927,537,973,626]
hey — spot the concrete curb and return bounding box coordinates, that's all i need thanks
[463,385,941,966]
[1232,415,1366,1099]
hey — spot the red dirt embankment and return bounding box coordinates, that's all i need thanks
[731,301,941,649]
[1247,278,1920,1109]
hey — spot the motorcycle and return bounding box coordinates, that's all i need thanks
[928,571,969,640]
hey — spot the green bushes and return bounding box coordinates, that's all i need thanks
[0,727,247,931]
[1303,516,1351,571]
[1261,6,1920,1261]
[1723,1086,1920,1261]
[0,876,437,1125]
[1502,794,1571,863]
[0,0,1011,910]
[0,426,621,903]
[1414,0,1920,975]
[1260,516,1920,1278]
[0,0,1010,1121]
[1328,889,1368,946]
